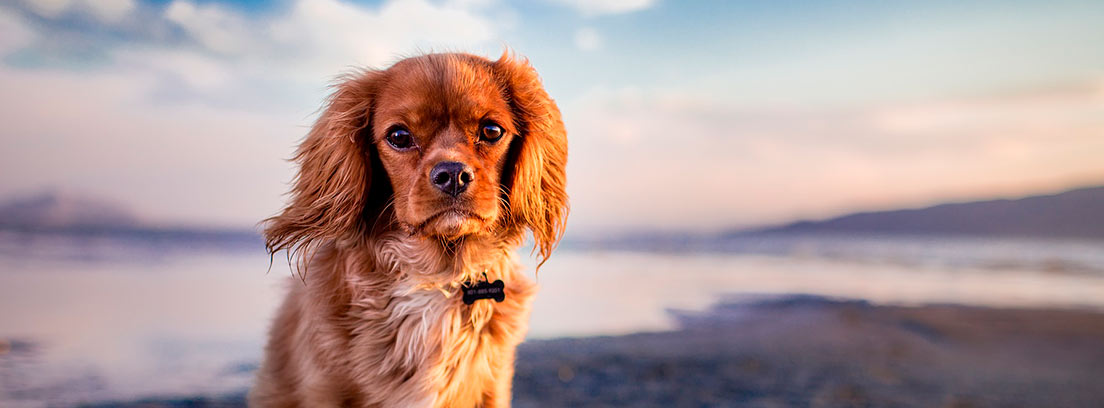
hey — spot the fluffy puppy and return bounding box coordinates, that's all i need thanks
[249,53,568,407]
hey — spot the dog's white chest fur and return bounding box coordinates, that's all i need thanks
[337,248,537,407]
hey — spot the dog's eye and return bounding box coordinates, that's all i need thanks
[385,128,415,150]
[479,124,504,143]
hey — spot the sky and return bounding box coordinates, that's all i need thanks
[0,0,1102,235]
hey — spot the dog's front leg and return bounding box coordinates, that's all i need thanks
[480,349,517,408]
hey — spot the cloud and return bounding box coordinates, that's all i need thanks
[83,0,136,23]
[163,1,252,55]
[563,81,1104,233]
[21,0,136,23]
[0,11,35,52]
[5,0,500,81]
[573,27,601,51]
[549,0,656,16]
[267,0,496,73]
[21,0,73,19]
[155,0,497,80]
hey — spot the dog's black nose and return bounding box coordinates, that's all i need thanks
[430,161,474,197]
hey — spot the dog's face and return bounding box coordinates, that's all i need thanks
[266,53,568,265]
[371,57,518,239]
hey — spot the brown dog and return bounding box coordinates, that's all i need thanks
[250,52,568,407]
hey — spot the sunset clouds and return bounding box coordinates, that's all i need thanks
[566,80,1104,231]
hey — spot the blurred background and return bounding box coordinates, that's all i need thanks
[1,0,1103,406]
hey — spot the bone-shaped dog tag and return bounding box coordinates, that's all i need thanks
[461,279,506,305]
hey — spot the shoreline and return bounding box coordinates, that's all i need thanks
[51,295,1104,407]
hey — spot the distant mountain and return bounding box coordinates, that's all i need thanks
[0,191,260,247]
[745,185,1104,239]
[0,191,141,231]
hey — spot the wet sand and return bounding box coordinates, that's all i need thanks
[514,295,1104,407]
[66,296,1104,407]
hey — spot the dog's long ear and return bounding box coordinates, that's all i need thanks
[495,54,569,268]
[265,70,383,260]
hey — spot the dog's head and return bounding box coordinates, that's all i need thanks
[265,53,567,266]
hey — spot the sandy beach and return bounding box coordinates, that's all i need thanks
[514,296,1104,407]
[57,295,1104,408]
